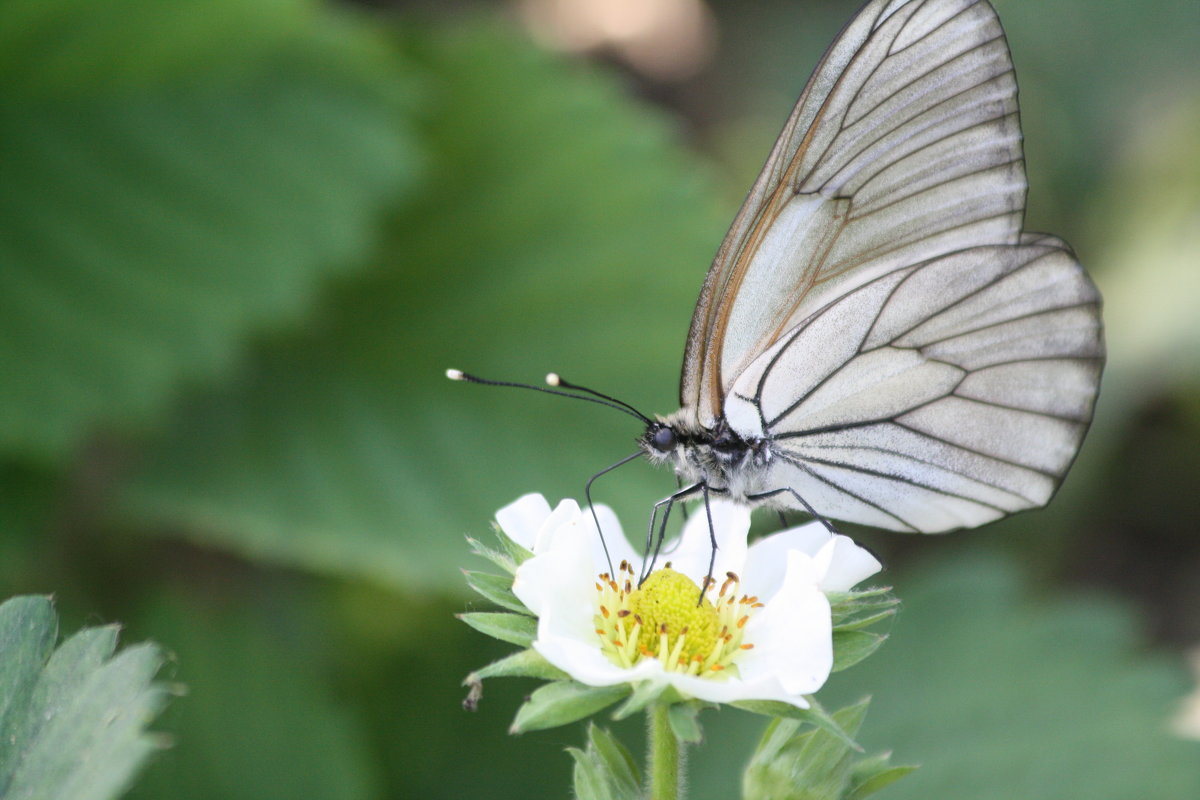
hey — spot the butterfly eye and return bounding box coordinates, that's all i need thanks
[651,426,676,452]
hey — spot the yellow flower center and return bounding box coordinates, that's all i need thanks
[592,562,761,677]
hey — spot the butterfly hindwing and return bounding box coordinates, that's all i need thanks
[722,240,1103,532]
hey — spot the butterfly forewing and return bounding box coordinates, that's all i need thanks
[681,0,1027,427]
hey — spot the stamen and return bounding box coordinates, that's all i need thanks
[590,565,760,677]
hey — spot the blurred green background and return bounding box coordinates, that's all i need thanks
[2,0,1198,797]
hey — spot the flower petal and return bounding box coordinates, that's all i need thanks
[497,491,876,708]
[743,522,832,601]
[495,493,553,549]
[812,535,883,592]
[581,503,640,576]
[662,499,751,584]
[512,503,594,617]
[534,608,663,687]
[738,550,833,696]
[665,671,811,709]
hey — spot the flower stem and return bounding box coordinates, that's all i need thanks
[648,705,682,800]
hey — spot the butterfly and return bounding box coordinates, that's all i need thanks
[453,0,1104,543]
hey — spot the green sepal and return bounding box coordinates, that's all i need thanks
[570,724,642,800]
[461,649,567,713]
[826,585,893,605]
[466,535,519,575]
[733,696,861,751]
[511,680,630,733]
[467,648,567,683]
[829,587,899,630]
[667,702,704,744]
[832,630,888,672]
[494,524,534,566]
[456,611,535,648]
[462,570,529,614]
[611,681,679,720]
[833,607,897,633]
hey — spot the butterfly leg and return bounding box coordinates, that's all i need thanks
[677,476,691,522]
[699,483,719,606]
[746,486,842,536]
[641,481,704,584]
[584,451,643,576]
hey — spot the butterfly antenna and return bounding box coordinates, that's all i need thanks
[446,369,651,424]
[545,373,653,424]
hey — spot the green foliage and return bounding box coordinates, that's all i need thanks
[458,611,537,648]
[513,682,633,735]
[118,18,724,592]
[465,648,567,685]
[821,554,1200,800]
[666,702,704,745]
[743,700,914,800]
[828,587,898,673]
[0,595,168,800]
[0,0,1196,799]
[0,0,421,460]
[731,698,860,753]
[571,724,643,800]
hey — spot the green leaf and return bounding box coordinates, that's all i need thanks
[463,570,529,614]
[119,17,725,591]
[823,553,1200,800]
[742,700,913,800]
[0,0,319,95]
[0,0,421,460]
[571,724,642,800]
[0,595,169,800]
[458,611,536,648]
[511,681,630,734]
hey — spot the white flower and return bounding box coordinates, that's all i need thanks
[496,493,882,709]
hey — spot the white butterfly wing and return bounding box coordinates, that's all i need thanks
[682,0,1027,426]
[723,238,1103,532]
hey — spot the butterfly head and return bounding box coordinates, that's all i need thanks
[639,420,679,465]
[638,412,761,493]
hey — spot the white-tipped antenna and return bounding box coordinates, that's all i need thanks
[446,368,652,423]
